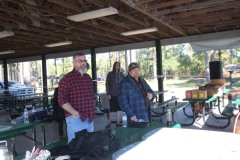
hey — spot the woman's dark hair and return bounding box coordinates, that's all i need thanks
[112,62,120,72]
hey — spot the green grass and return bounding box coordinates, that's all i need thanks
[165,78,207,88]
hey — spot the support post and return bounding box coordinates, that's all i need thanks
[155,40,164,102]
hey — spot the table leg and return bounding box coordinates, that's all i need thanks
[41,126,46,146]
[230,71,233,88]
[11,138,18,156]
[217,97,224,115]
[183,102,194,118]
[222,94,225,108]
[32,128,36,146]
[181,102,195,126]
[202,102,205,122]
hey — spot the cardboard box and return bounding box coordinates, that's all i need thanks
[200,84,225,97]
[191,90,199,99]
[198,90,207,99]
[185,90,192,99]
[209,79,226,86]
[205,85,223,97]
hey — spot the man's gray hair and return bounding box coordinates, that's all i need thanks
[73,53,85,60]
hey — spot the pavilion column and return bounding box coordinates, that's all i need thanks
[155,39,164,102]
[42,55,48,94]
[3,59,9,92]
[91,48,97,93]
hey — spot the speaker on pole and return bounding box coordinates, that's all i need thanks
[209,61,223,79]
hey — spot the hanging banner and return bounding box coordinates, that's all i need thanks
[190,37,240,52]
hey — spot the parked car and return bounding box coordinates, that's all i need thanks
[0,80,35,95]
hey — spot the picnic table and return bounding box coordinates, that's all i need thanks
[14,122,181,160]
[114,122,181,148]
[182,96,217,125]
[0,120,53,156]
[113,128,240,160]
[225,64,240,88]
[0,93,53,113]
[182,88,232,128]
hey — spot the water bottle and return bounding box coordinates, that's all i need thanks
[122,112,127,128]
[32,106,36,115]
[23,108,29,124]
[166,108,172,127]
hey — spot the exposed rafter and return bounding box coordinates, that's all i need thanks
[0,0,239,59]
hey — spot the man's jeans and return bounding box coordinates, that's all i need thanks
[66,116,94,143]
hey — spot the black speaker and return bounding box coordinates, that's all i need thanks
[209,61,223,79]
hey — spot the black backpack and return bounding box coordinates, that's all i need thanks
[52,129,122,160]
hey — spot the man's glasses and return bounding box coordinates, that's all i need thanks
[74,59,87,63]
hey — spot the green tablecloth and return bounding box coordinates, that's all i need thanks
[114,122,181,148]
[106,122,181,160]
[13,122,181,160]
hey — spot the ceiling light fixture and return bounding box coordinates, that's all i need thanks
[120,27,158,36]
[44,41,72,47]
[0,31,15,38]
[0,50,15,55]
[67,7,118,22]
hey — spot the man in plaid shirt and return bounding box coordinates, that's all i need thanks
[58,53,95,143]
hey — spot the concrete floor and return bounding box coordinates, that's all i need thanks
[0,100,235,157]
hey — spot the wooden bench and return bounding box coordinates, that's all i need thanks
[151,97,178,117]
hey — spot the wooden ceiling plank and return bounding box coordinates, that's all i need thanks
[0,0,239,59]
[165,2,240,20]
[99,17,129,29]
[83,0,161,38]
[133,0,153,5]
[0,16,116,46]
[0,0,14,17]
[6,0,144,42]
[83,0,157,40]
[82,0,105,8]
[121,0,186,36]
[84,0,150,27]
[37,0,45,6]
[192,27,202,34]
[146,0,195,11]
[174,9,240,26]
[34,2,136,42]
[0,18,118,49]
[0,5,134,44]
[155,0,236,16]
[47,0,81,12]
[120,6,171,38]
